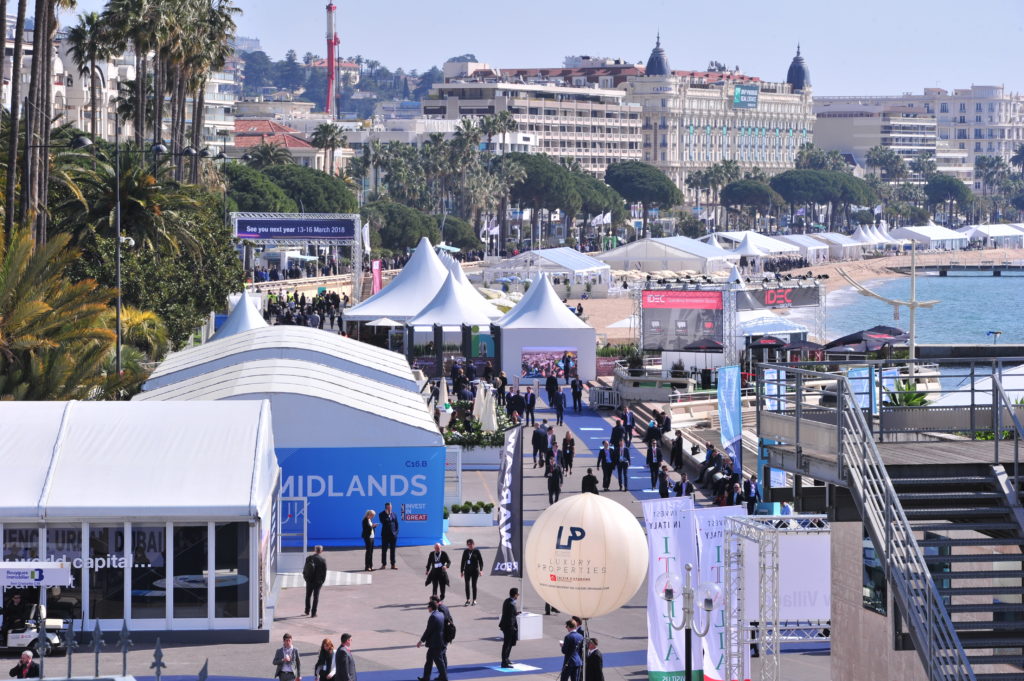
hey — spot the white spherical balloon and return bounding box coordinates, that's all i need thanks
[525,493,648,619]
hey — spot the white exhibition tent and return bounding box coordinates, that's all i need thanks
[705,231,800,255]
[136,358,441,449]
[344,237,449,322]
[437,250,503,318]
[810,232,866,260]
[596,236,739,274]
[889,225,969,250]
[775,234,830,263]
[732,234,770,258]
[958,224,1024,248]
[486,247,611,287]
[407,272,502,329]
[0,400,278,520]
[144,325,418,392]
[496,276,597,381]
[850,226,881,247]
[211,289,268,341]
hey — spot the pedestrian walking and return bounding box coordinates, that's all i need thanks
[671,430,684,470]
[417,601,448,681]
[597,441,614,491]
[744,475,762,515]
[559,620,584,681]
[273,633,301,681]
[570,377,584,413]
[532,421,548,468]
[554,389,565,426]
[548,461,564,504]
[524,388,537,425]
[379,502,399,570]
[658,463,671,498]
[646,441,663,490]
[424,543,451,601]
[675,473,694,497]
[617,444,631,491]
[361,510,378,572]
[460,539,484,606]
[585,639,604,681]
[581,467,600,494]
[302,545,327,617]
[561,433,576,475]
[335,634,356,681]
[314,639,334,681]
[499,588,520,668]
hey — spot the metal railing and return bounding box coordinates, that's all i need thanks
[765,365,976,681]
[992,374,1023,494]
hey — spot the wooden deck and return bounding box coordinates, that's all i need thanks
[876,440,1008,466]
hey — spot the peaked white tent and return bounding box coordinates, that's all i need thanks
[775,234,830,263]
[344,237,449,321]
[144,325,418,391]
[211,289,268,341]
[706,231,800,255]
[811,232,866,260]
[407,272,502,328]
[732,234,770,257]
[485,247,611,288]
[437,251,503,319]
[496,276,596,381]
[850,226,879,246]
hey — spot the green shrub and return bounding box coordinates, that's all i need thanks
[450,504,462,514]
[483,502,494,514]
[443,506,450,519]
[472,501,484,513]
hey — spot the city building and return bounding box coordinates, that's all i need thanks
[427,66,643,177]
[230,35,262,54]
[236,94,317,120]
[622,40,816,198]
[230,119,341,173]
[815,85,1024,189]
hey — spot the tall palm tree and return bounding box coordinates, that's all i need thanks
[1011,144,1024,175]
[243,141,295,170]
[65,12,110,141]
[3,0,29,238]
[495,110,518,154]
[310,122,345,175]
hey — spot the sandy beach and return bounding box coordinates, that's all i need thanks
[568,246,1024,345]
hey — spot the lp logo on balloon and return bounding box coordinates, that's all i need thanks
[555,525,586,550]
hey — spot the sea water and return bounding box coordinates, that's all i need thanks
[824,274,1024,345]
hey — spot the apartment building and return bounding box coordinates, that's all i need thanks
[427,71,643,176]
[815,85,1024,189]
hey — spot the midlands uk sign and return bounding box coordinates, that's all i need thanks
[233,214,358,241]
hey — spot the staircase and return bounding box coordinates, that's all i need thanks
[889,464,1024,681]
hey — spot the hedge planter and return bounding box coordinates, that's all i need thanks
[449,511,496,527]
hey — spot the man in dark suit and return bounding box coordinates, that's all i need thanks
[559,620,584,681]
[9,652,39,679]
[417,601,448,681]
[460,539,484,605]
[510,390,526,421]
[379,502,399,570]
[670,430,684,470]
[333,633,356,681]
[646,441,663,490]
[553,389,565,426]
[675,473,694,498]
[622,408,635,445]
[585,639,604,681]
[548,461,564,504]
[523,388,537,425]
[609,419,624,450]
[531,421,547,468]
[498,588,520,668]
[302,546,327,617]
[728,482,744,507]
[597,441,614,491]
[581,468,600,495]
[545,373,559,406]
[743,475,762,515]
[616,444,631,491]
[424,543,452,601]
[570,377,584,413]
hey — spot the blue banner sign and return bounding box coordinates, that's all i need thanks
[235,215,358,240]
[732,84,759,109]
[277,445,445,547]
[717,365,743,474]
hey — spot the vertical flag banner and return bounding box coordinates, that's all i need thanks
[696,506,749,681]
[491,426,523,577]
[717,366,742,474]
[643,497,696,681]
[361,221,372,255]
[371,259,383,294]
[760,369,788,488]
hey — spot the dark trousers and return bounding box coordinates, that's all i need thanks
[304,581,322,615]
[464,572,479,600]
[500,629,517,664]
[601,464,614,490]
[429,574,447,600]
[617,463,629,490]
[525,407,535,425]
[548,488,561,504]
[555,409,564,426]
[560,664,581,681]
[363,538,374,570]
[380,537,397,567]
[572,392,582,412]
[533,446,543,466]
[423,645,448,681]
[649,463,659,489]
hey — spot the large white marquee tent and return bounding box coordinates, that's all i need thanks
[775,234,830,263]
[495,276,597,381]
[596,236,739,274]
[343,237,449,321]
[486,247,611,287]
[0,400,279,637]
[958,224,1024,248]
[704,231,800,255]
[810,232,865,260]
[889,225,969,250]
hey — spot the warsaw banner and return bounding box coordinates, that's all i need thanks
[717,366,743,473]
[643,497,696,681]
[696,506,748,681]
[491,426,523,577]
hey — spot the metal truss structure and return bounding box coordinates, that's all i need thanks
[724,514,831,681]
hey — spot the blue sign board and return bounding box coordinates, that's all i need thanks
[277,445,446,547]
[732,84,759,109]
[235,215,358,240]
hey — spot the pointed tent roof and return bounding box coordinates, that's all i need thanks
[706,234,724,249]
[211,289,268,341]
[497,276,591,330]
[344,237,449,321]
[406,272,497,328]
[732,234,769,257]
[850,226,876,244]
[728,264,744,283]
[438,250,503,319]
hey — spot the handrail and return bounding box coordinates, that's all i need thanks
[991,374,1022,494]
[761,364,976,681]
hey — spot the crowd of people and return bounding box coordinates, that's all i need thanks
[264,289,349,329]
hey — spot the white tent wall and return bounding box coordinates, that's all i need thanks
[597,238,738,274]
[500,327,597,382]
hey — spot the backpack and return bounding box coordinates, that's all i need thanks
[443,611,457,643]
[302,555,317,581]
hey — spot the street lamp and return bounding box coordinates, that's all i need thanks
[655,563,723,679]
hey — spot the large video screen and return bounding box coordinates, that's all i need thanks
[640,290,723,350]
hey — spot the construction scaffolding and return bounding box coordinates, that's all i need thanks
[723,514,831,681]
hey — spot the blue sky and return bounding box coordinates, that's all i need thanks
[63,0,1024,96]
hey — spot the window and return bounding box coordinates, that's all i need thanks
[939,103,949,113]
[46,527,83,620]
[173,525,208,618]
[89,526,125,620]
[131,525,167,619]
[975,103,983,112]
[215,523,250,618]
[959,103,966,112]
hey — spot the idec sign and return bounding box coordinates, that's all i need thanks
[737,286,820,310]
[641,290,723,310]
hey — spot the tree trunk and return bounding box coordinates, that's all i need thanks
[191,81,205,183]
[175,75,187,179]
[152,48,162,148]
[37,3,55,244]
[4,0,28,237]
[0,0,7,110]
[23,0,45,235]
[134,51,145,147]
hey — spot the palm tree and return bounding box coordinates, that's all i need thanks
[65,12,110,142]
[107,305,170,361]
[3,0,29,238]
[478,114,500,153]
[495,110,518,154]
[243,142,295,170]
[310,122,345,175]
[1011,143,1024,175]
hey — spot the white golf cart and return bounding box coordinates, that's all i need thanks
[0,604,68,655]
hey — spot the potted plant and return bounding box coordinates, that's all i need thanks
[624,346,644,377]
[483,502,495,514]
[670,360,686,378]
